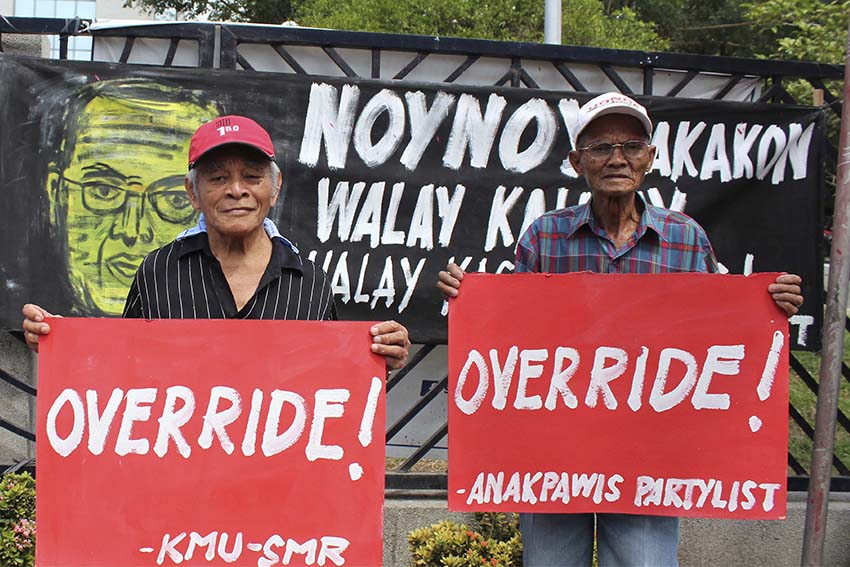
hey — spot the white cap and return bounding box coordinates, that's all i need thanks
[572,92,653,148]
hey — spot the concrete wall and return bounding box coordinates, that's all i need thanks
[386,493,850,567]
[0,333,34,465]
[384,499,471,567]
[0,2,49,59]
[679,492,850,567]
[0,33,46,56]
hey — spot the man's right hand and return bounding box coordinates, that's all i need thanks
[436,262,466,300]
[21,304,60,353]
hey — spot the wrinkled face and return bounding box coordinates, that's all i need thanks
[187,145,281,241]
[568,114,655,199]
[49,96,217,315]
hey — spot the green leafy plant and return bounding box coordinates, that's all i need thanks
[408,513,522,567]
[0,473,36,567]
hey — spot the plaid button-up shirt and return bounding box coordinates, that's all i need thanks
[515,200,719,275]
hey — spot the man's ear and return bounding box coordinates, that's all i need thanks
[645,145,657,173]
[185,178,202,211]
[568,150,584,176]
[270,170,283,207]
[47,166,67,232]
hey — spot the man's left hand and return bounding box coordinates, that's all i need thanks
[769,273,803,317]
[371,320,411,371]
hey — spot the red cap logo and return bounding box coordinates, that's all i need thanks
[188,115,275,169]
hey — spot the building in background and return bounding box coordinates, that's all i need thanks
[0,0,172,59]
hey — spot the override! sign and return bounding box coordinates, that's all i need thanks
[36,318,385,566]
[448,273,789,519]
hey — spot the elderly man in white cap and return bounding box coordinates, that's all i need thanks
[438,92,803,565]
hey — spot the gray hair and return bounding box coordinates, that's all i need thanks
[185,160,281,197]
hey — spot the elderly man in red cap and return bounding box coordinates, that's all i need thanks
[438,93,803,565]
[23,115,410,370]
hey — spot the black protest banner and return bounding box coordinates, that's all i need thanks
[0,54,823,346]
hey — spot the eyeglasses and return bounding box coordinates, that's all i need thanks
[62,173,197,225]
[577,140,650,161]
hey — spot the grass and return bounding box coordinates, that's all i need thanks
[789,331,850,476]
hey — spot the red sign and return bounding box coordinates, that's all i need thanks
[448,273,789,519]
[37,318,386,566]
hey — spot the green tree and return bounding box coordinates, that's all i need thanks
[745,0,850,63]
[124,0,668,51]
[296,0,668,50]
[562,2,669,49]
[123,0,301,23]
[606,0,769,56]
[665,0,755,56]
[295,0,544,42]
[744,0,849,228]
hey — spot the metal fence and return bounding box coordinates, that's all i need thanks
[0,16,846,492]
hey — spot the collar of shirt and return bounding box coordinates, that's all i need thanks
[566,197,671,244]
[177,214,300,252]
[174,213,304,275]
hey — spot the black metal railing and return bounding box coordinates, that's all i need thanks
[0,16,88,59]
[0,332,36,454]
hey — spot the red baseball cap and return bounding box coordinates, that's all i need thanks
[188,115,275,169]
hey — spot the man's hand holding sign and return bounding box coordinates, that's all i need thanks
[448,272,788,519]
[437,92,803,566]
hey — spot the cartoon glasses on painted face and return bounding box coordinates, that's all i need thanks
[577,140,651,161]
[62,164,196,224]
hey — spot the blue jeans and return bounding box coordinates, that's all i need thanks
[519,513,679,566]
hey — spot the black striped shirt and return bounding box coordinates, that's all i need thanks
[122,220,336,321]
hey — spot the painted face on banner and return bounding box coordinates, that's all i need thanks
[48,92,218,315]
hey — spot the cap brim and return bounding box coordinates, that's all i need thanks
[189,141,274,169]
[573,106,653,148]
